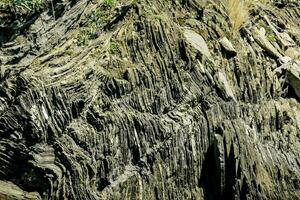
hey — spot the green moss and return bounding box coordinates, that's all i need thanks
[87,10,109,29]
[77,30,90,46]
[3,0,44,14]
[104,0,116,7]
[258,20,265,28]
[154,15,162,21]
[15,35,26,44]
[65,48,75,56]
[267,34,276,42]
[110,41,121,54]
[76,24,98,46]
[31,58,41,67]
[76,7,115,46]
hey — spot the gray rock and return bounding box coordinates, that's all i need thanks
[285,47,300,59]
[264,15,296,48]
[278,56,292,64]
[252,27,282,58]
[0,181,41,200]
[0,1,299,200]
[285,60,300,97]
[219,37,237,56]
[184,29,212,58]
[215,71,237,102]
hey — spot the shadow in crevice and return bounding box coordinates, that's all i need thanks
[200,142,241,200]
[0,27,13,45]
[199,144,221,200]
[284,85,300,102]
[223,143,236,200]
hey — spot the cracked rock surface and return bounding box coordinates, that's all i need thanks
[0,0,300,199]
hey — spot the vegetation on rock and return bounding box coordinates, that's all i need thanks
[0,0,300,200]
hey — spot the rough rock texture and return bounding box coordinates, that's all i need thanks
[0,0,300,199]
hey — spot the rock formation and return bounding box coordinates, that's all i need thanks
[0,0,300,199]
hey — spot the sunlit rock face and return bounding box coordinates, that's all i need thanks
[0,0,300,199]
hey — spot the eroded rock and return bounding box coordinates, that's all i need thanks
[252,27,282,58]
[0,0,299,200]
[285,60,300,98]
[0,181,41,200]
[184,29,211,58]
[219,37,236,57]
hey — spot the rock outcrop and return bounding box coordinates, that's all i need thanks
[0,0,300,199]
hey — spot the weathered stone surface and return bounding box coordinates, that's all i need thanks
[215,71,237,102]
[184,29,212,58]
[284,60,300,98]
[285,47,300,59]
[278,56,292,64]
[264,15,296,48]
[252,27,282,58]
[219,37,236,57]
[0,0,299,200]
[0,181,41,200]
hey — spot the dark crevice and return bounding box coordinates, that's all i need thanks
[199,143,221,200]
[284,85,300,102]
[223,143,237,200]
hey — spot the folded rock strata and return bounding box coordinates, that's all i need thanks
[0,0,300,199]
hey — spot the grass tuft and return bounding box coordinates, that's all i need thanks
[223,0,271,35]
[223,0,251,35]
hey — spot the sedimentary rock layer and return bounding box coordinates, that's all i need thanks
[0,0,299,199]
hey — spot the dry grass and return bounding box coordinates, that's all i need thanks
[223,0,270,35]
[223,0,251,35]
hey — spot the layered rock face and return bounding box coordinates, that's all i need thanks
[0,0,300,199]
